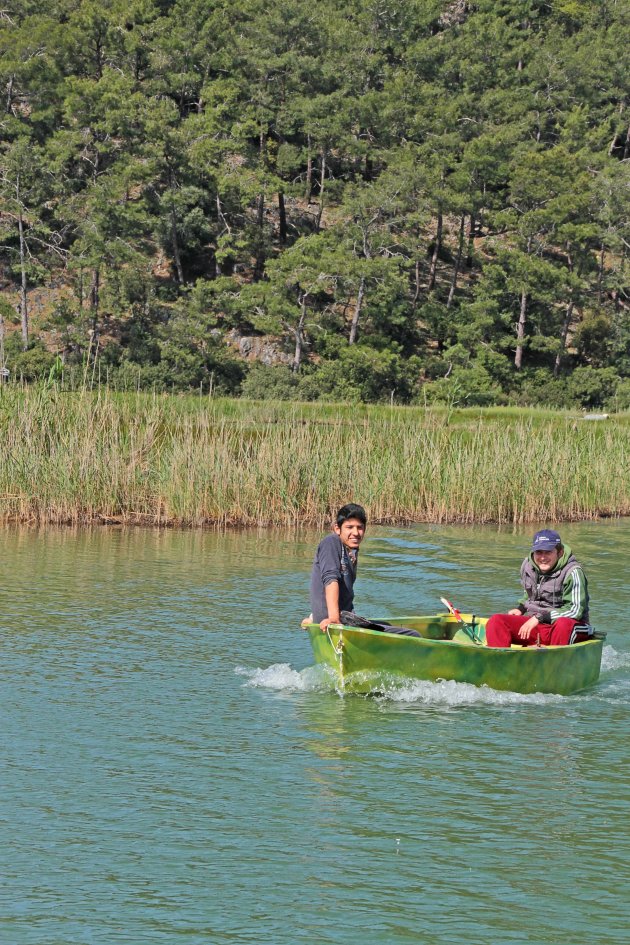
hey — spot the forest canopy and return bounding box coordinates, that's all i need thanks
[1,0,629,408]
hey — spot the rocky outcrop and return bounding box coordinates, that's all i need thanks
[226,330,293,366]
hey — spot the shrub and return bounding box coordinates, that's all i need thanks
[512,370,574,409]
[297,346,418,404]
[607,378,630,412]
[240,364,301,401]
[421,364,506,407]
[567,366,619,409]
[3,334,55,382]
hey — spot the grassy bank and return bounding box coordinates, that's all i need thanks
[1,387,629,527]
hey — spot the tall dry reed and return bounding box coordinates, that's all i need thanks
[0,387,629,527]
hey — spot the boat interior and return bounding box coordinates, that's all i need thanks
[365,614,486,644]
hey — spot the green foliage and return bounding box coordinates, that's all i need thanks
[512,371,574,409]
[3,334,55,381]
[612,380,630,412]
[240,364,301,401]
[0,0,628,406]
[574,311,613,367]
[568,366,619,409]
[422,364,507,408]
[298,346,420,404]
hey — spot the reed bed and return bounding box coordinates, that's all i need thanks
[1,387,629,527]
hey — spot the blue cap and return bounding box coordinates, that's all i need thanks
[531,529,561,552]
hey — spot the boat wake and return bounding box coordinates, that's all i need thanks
[237,663,566,705]
[601,644,630,673]
[236,662,338,692]
[372,676,563,706]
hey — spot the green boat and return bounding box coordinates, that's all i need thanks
[302,613,604,695]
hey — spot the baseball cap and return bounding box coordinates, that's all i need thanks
[531,529,561,551]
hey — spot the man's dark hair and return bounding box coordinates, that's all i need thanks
[336,503,367,526]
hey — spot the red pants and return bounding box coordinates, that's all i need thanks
[485,613,583,648]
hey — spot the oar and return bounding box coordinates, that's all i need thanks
[440,596,481,644]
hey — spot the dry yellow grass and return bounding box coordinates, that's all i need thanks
[1,387,629,527]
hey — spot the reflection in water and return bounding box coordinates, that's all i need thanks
[1,521,629,945]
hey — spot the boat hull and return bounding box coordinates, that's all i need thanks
[304,614,603,695]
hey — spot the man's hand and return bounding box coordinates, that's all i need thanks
[320,616,340,632]
[508,608,522,616]
[518,615,540,640]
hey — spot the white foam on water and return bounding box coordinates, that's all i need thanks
[373,676,563,707]
[236,662,337,692]
[238,649,626,706]
[237,664,564,706]
[601,644,630,673]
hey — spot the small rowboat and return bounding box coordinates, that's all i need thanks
[302,613,604,695]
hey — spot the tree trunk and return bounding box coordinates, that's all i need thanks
[168,170,184,284]
[170,204,184,284]
[305,134,313,203]
[6,74,14,114]
[316,150,326,232]
[554,248,574,378]
[597,241,605,303]
[216,193,229,276]
[278,191,287,243]
[427,210,443,292]
[253,192,265,280]
[514,289,527,369]
[554,299,574,378]
[95,36,104,80]
[446,213,466,308]
[255,127,268,276]
[412,258,421,311]
[89,267,100,359]
[17,205,28,350]
[466,213,475,268]
[293,293,308,373]
[349,276,366,345]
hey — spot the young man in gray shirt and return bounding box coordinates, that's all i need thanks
[306,503,421,638]
[309,503,367,630]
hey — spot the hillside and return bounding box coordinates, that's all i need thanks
[1,0,629,408]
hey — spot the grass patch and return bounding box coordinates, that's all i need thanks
[1,387,629,527]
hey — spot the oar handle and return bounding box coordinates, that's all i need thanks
[440,596,481,645]
[440,596,462,621]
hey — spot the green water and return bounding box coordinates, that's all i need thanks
[1,522,629,945]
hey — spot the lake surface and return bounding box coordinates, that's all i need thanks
[1,521,629,945]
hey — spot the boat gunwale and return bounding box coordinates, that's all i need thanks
[303,620,602,653]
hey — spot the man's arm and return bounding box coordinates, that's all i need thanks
[316,535,344,630]
[320,581,341,631]
[550,567,588,621]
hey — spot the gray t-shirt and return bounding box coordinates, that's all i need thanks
[309,533,358,623]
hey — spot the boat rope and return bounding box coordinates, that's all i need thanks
[325,626,345,686]
[325,626,344,656]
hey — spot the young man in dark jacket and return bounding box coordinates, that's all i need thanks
[486,529,591,647]
[306,503,421,637]
[308,503,367,631]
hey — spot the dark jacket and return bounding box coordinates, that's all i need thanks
[517,543,589,624]
[309,533,358,623]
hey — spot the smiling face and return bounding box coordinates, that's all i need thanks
[334,517,366,551]
[533,547,561,572]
